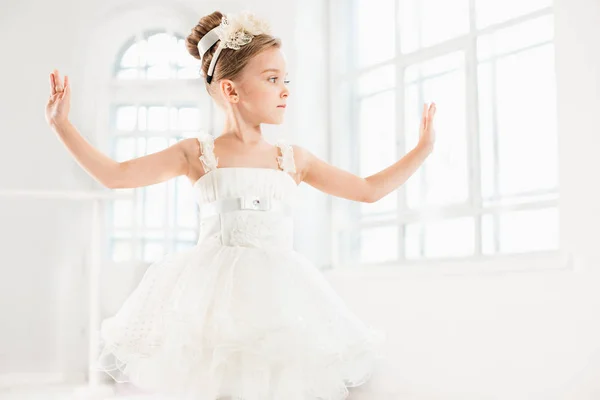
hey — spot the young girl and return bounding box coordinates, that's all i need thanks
[45,10,436,400]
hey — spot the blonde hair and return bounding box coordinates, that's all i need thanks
[186,11,282,99]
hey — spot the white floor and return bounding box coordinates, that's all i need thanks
[0,383,150,400]
[0,383,386,400]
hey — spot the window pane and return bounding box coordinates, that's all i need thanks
[135,186,144,227]
[138,39,148,66]
[138,107,147,131]
[169,107,179,130]
[147,107,169,131]
[182,130,202,139]
[179,108,200,131]
[111,239,132,262]
[177,176,198,228]
[144,183,167,228]
[404,223,421,259]
[176,39,199,67]
[136,137,147,156]
[400,0,470,54]
[405,166,424,210]
[477,15,553,60]
[175,38,201,79]
[424,217,474,258]
[146,33,176,67]
[112,200,133,228]
[357,0,395,68]
[405,52,469,207]
[358,65,396,97]
[482,207,558,254]
[116,68,139,80]
[177,230,197,241]
[120,43,139,68]
[147,65,172,80]
[143,241,165,263]
[406,217,475,259]
[113,137,136,162]
[175,242,196,251]
[478,21,557,198]
[146,137,168,154]
[399,0,419,54]
[476,0,552,30]
[405,51,463,83]
[142,138,169,228]
[358,90,397,215]
[115,106,137,131]
[167,172,176,226]
[478,61,495,200]
[142,231,165,240]
[337,230,356,266]
[177,68,200,79]
[360,226,398,263]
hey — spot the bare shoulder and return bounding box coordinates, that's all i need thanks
[177,138,203,181]
[179,137,202,159]
[290,144,311,164]
[289,144,313,181]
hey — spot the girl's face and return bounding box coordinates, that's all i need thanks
[225,47,290,125]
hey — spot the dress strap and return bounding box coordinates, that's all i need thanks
[275,139,296,173]
[198,133,219,173]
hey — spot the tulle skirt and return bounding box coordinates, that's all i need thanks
[93,238,386,400]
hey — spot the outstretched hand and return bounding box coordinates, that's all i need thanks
[418,102,437,150]
[45,69,71,127]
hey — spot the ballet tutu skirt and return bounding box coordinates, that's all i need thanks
[93,140,386,400]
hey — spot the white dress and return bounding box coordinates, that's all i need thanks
[95,134,386,400]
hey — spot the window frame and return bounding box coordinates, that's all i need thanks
[104,28,214,264]
[327,0,564,271]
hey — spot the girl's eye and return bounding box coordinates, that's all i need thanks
[269,77,291,84]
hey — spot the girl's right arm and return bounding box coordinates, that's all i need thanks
[46,70,195,189]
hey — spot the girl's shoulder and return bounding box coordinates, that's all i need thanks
[278,142,312,179]
[176,134,214,160]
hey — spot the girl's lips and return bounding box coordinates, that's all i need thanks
[277,105,286,108]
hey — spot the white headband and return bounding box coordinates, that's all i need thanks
[197,11,272,84]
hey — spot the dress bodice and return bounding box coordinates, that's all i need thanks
[193,134,298,250]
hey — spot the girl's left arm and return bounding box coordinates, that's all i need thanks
[296,102,436,203]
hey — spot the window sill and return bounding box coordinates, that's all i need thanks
[323,250,574,278]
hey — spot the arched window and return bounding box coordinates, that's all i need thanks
[330,0,558,266]
[107,29,208,263]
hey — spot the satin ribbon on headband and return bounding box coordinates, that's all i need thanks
[197,29,223,84]
[196,12,272,84]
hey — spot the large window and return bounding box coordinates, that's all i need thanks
[330,0,558,266]
[107,30,208,263]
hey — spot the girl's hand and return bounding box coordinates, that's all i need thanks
[418,102,437,150]
[45,69,71,127]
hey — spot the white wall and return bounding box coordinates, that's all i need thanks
[324,0,600,398]
[0,0,95,382]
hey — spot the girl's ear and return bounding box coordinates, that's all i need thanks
[219,79,239,103]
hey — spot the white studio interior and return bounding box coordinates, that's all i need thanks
[1,0,600,399]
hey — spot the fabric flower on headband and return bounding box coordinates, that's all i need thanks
[217,11,272,50]
[197,11,273,83]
